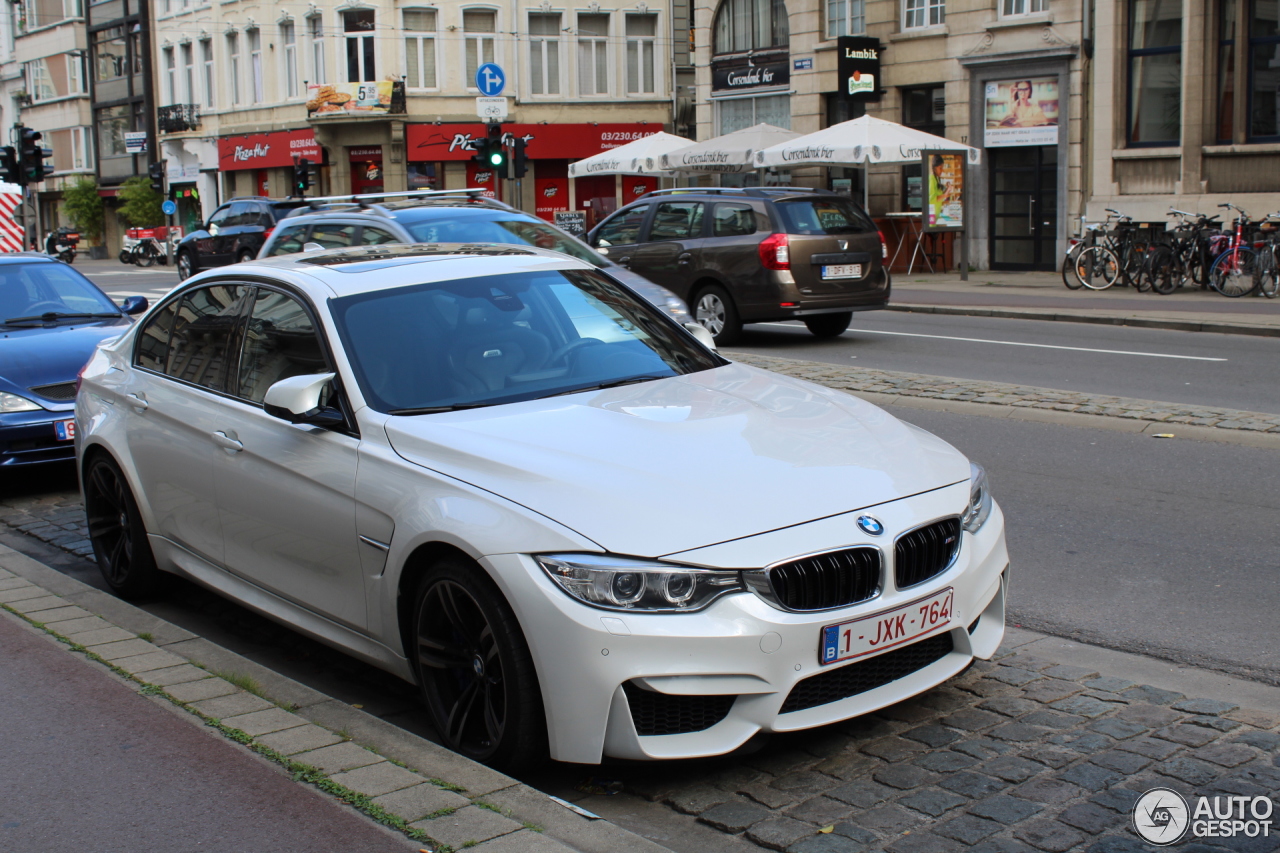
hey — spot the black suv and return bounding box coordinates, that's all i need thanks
[175,196,307,280]
[587,187,890,345]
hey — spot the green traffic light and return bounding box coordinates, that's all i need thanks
[488,151,505,167]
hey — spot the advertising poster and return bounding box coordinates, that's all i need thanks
[922,151,965,232]
[984,78,1059,147]
[837,36,882,102]
[307,81,393,117]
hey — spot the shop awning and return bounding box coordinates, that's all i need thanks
[659,124,799,174]
[568,131,691,178]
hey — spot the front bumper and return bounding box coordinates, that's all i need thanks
[0,410,77,466]
[484,485,1008,764]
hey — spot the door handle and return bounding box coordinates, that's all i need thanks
[677,252,692,266]
[1029,196,1035,233]
[617,256,631,266]
[211,431,243,452]
[126,393,148,412]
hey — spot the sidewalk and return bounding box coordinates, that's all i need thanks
[0,544,673,853]
[887,271,1280,338]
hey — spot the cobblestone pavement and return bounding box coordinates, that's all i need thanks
[725,352,1280,434]
[620,649,1280,853]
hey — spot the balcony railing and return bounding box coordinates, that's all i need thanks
[158,104,201,133]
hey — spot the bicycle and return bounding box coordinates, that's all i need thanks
[1068,210,1146,291]
[1146,210,1219,295]
[1255,214,1280,299]
[1209,203,1259,298]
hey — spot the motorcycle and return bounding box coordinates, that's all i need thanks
[121,226,171,267]
[45,227,80,264]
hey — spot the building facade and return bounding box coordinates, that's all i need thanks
[152,0,681,229]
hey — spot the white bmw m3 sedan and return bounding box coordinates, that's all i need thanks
[75,244,1008,769]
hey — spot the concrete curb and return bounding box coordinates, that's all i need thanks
[886,303,1280,338]
[0,544,674,853]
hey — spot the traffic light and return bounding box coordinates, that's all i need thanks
[510,136,527,179]
[293,158,311,196]
[19,127,52,184]
[148,160,165,194]
[479,123,506,172]
[0,147,18,184]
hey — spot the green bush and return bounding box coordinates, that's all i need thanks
[117,176,165,227]
[61,177,105,243]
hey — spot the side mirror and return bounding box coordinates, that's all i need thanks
[263,372,344,428]
[120,296,148,315]
[303,242,325,252]
[684,322,717,351]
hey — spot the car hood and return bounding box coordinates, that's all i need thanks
[0,319,131,396]
[382,363,970,557]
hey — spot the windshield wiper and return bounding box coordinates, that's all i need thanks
[387,402,495,415]
[3,311,122,325]
[545,374,672,398]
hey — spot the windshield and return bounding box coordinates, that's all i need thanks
[331,269,721,414]
[0,263,120,323]
[404,216,610,267]
[774,198,877,235]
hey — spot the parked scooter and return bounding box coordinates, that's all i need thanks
[45,227,80,264]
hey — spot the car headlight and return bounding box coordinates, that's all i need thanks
[535,553,744,612]
[0,392,42,413]
[962,461,993,533]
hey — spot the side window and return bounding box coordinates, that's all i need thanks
[252,204,274,227]
[712,203,757,237]
[135,298,181,372]
[225,202,252,228]
[594,206,647,246]
[165,284,250,392]
[236,288,332,405]
[647,202,704,240]
[310,223,357,248]
[360,226,399,245]
[207,205,233,233]
[267,223,309,256]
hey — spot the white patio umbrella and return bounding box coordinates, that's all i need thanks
[568,131,691,178]
[658,123,800,174]
[753,115,981,170]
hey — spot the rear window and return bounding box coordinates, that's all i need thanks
[773,199,876,235]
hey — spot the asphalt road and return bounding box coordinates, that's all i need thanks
[728,314,1280,416]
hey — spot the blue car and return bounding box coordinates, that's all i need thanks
[1,254,147,466]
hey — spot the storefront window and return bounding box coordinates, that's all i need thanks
[1127,0,1181,146]
[901,86,944,211]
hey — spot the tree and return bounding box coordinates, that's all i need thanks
[116,176,165,227]
[61,177,105,243]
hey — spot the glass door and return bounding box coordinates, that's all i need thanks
[989,146,1058,270]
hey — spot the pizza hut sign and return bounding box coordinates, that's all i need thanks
[218,129,322,170]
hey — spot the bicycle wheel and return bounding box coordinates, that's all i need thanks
[1119,242,1148,288]
[1133,248,1155,293]
[1209,247,1259,297]
[1074,246,1119,290]
[1147,246,1180,295]
[1061,246,1085,290]
[1259,249,1279,298]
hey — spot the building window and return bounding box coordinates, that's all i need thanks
[626,14,657,94]
[163,46,176,104]
[343,9,375,82]
[529,12,560,95]
[308,15,326,85]
[248,28,264,101]
[72,126,92,170]
[577,13,609,95]
[717,93,791,134]
[227,32,241,106]
[281,22,299,98]
[827,0,866,37]
[1222,0,1280,142]
[714,0,788,54]
[201,38,214,107]
[1127,0,1181,145]
[404,9,438,89]
[904,0,945,29]
[181,43,194,103]
[24,60,56,101]
[93,26,127,82]
[464,9,496,87]
[96,104,130,158]
[1001,0,1048,15]
[68,52,86,94]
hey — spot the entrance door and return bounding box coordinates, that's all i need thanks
[989,146,1057,270]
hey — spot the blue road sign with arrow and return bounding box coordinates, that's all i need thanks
[475,63,506,97]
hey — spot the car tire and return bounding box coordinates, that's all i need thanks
[238,249,255,264]
[412,558,547,770]
[176,251,195,281]
[694,284,743,346]
[804,312,853,338]
[83,455,164,600]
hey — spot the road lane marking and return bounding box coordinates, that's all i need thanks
[758,323,1228,362]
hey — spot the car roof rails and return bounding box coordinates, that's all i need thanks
[642,186,834,199]
[300,188,494,210]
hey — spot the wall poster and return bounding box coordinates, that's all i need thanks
[922,151,965,232]
[983,77,1059,147]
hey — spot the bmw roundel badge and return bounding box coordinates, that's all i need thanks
[857,515,884,536]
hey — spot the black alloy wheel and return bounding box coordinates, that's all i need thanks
[412,560,545,769]
[176,251,194,280]
[83,456,162,599]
